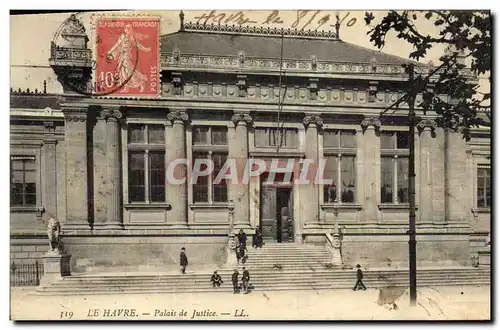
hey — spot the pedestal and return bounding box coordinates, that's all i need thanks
[225,234,238,267]
[40,251,71,285]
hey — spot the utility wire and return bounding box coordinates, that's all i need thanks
[276,29,286,153]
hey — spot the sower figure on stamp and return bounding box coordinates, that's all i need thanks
[353,264,367,291]
[180,247,188,274]
[242,267,250,294]
[211,270,223,288]
[232,269,240,294]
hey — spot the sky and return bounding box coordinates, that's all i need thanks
[9,10,489,95]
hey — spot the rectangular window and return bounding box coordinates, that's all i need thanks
[477,166,491,208]
[381,156,393,203]
[193,126,227,146]
[322,130,357,204]
[323,130,357,149]
[380,131,409,204]
[381,155,409,204]
[212,153,228,202]
[323,157,338,203]
[10,156,37,207]
[255,128,298,148]
[128,152,146,202]
[127,124,166,203]
[149,152,165,202]
[192,127,229,204]
[340,156,356,202]
[193,152,209,203]
[381,131,410,150]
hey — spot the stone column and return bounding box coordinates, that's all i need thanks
[166,109,189,228]
[445,129,469,223]
[43,121,58,219]
[417,119,436,224]
[230,112,252,230]
[302,114,322,229]
[62,106,88,227]
[100,108,123,229]
[360,117,381,223]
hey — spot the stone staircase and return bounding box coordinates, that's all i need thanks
[34,243,490,295]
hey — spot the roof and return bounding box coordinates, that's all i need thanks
[10,94,61,110]
[161,30,415,65]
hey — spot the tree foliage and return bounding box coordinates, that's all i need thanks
[365,10,491,139]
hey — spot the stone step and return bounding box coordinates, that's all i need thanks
[35,279,491,295]
[48,275,490,288]
[65,268,489,280]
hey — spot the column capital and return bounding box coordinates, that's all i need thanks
[62,106,87,122]
[43,121,56,132]
[417,119,437,134]
[303,114,323,128]
[231,112,253,126]
[100,108,123,122]
[167,109,189,124]
[360,116,381,133]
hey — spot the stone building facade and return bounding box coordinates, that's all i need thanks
[10,16,491,272]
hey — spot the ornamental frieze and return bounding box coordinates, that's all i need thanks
[161,54,475,80]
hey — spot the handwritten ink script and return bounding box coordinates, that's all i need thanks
[59,307,250,320]
[192,10,357,31]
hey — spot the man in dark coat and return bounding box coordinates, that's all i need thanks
[252,226,263,249]
[238,243,246,264]
[211,270,223,287]
[231,269,239,294]
[180,247,188,274]
[242,267,250,294]
[353,264,367,291]
[237,229,247,250]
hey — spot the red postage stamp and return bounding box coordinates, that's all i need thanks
[95,17,160,98]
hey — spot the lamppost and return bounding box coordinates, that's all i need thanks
[404,63,418,306]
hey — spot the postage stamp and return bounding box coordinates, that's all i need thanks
[94,16,160,98]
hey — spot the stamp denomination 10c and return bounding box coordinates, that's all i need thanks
[95,16,160,98]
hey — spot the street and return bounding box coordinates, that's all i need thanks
[10,285,490,321]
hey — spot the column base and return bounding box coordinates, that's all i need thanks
[103,223,124,230]
[169,223,189,229]
[233,223,253,230]
[40,250,71,285]
[62,222,92,231]
[304,223,322,229]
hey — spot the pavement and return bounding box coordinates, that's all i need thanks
[10,285,490,321]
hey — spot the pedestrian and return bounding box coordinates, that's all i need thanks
[232,269,240,294]
[238,243,246,264]
[237,229,247,251]
[252,226,263,249]
[353,264,367,291]
[211,270,223,287]
[180,247,188,274]
[242,267,250,294]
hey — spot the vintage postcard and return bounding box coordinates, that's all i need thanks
[9,9,491,321]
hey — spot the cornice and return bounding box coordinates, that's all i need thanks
[161,53,476,80]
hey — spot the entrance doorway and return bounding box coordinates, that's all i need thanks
[260,177,294,243]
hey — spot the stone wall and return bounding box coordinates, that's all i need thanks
[62,236,228,273]
[341,234,471,268]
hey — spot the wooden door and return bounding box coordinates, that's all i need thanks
[260,186,277,242]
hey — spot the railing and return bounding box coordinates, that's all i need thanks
[10,261,44,286]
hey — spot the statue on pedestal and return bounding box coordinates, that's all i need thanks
[46,216,61,253]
